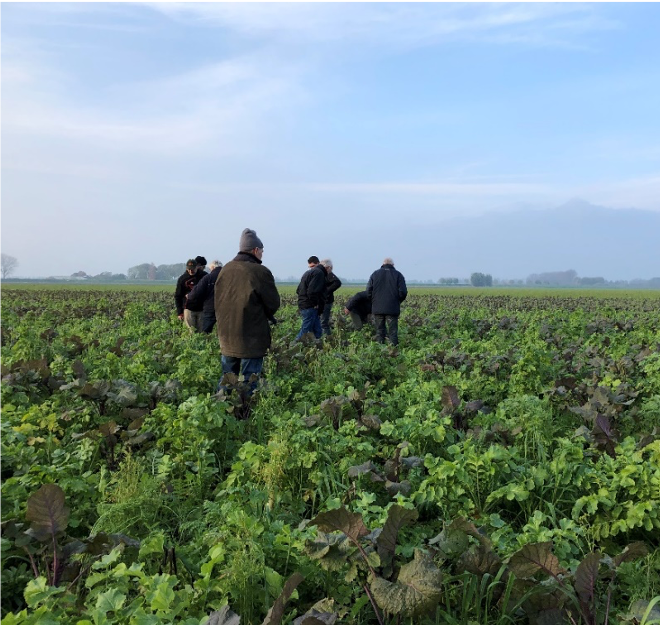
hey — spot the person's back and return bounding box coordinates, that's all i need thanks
[367,258,407,345]
[368,263,407,316]
[295,256,326,340]
[215,249,279,359]
[188,261,223,333]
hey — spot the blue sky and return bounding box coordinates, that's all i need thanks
[2,2,659,279]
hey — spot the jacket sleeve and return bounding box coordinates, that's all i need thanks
[174,276,186,315]
[327,275,342,294]
[398,272,408,303]
[186,274,208,309]
[308,269,326,307]
[259,269,281,317]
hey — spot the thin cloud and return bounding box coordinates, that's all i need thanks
[147,2,619,49]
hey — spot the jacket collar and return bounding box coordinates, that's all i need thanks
[233,251,262,264]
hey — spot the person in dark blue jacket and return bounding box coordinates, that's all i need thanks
[295,256,327,340]
[187,260,223,334]
[366,258,407,346]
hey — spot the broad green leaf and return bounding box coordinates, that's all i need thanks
[96,588,126,613]
[626,598,660,622]
[306,531,352,571]
[26,484,70,541]
[24,577,66,608]
[130,610,161,625]
[311,507,369,543]
[508,542,566,580]
[370,549,442,617]
[261,572,304,625]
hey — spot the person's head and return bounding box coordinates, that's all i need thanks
[186,259,197,275]
[195,256,207,270]
[308,255,320,268]
[320,258,333,272]
[209,260,223,271]
[383,257,394,266]
[239,228,264,259]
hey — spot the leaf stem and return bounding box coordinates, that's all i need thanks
[364,583,384,625]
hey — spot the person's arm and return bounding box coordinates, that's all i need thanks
[398,273,408,303]
[174,277,185,317]
[186,275,207,309]
[327,274,342,294]
[260,270,281,318]
[308,269,326,308]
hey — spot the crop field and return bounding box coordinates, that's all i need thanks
[1,286,659,624]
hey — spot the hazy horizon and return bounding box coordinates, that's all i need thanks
[2,3,659,280]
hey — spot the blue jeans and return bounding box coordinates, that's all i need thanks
[218,355,264,394]
[374,314,399,345]
[296,307,322,340]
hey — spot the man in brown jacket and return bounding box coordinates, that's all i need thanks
[214,228,280,393]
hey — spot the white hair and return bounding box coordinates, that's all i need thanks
[320,258,333,269]
[383,257,394,266]
[209,260,223,270]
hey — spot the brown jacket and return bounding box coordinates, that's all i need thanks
[214,252,281,358]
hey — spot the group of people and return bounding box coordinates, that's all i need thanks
[174,228,408,391]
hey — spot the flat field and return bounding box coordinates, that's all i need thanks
[1,286,659,624]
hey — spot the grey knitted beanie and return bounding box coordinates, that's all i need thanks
[239,228,264,253]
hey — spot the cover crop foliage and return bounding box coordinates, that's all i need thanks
[1,286,659,624]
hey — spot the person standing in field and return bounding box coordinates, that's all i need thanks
[344,290,373,330]
[175,259,205,330]
[194,256,208,274]
[214,228,280,393]
[320,259,341,336]
[367,258,408,346]
[295,255,327,340]
[187,260,223,334]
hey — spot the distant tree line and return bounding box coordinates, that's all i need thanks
[470,272,493,287]
[127,263,186,280]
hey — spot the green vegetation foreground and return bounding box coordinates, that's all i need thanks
[1,287,659,624]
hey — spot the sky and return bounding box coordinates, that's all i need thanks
[2,2,660,280]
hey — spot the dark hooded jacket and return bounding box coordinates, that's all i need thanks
[174,269,204,315]
[366,264,408,316]
[187,265,222,314]
[214,252,280,358]
[324,272,342,304]
[345,290,372,321]
[296,264,327,311]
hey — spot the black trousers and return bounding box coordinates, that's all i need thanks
[374,314,399,345]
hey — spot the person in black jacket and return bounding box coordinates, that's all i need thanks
[175,259,205,331]
[366,258,408,346]
[295,256,327,340]
[344,290,372,330]
[319,259,341,336]
[187,260,223,334]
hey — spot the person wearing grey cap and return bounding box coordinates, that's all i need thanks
[214,228,280,394]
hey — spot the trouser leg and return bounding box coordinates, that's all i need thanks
[321,303,332,335]
[349,311,363,330]
[386,315,399,345]
[374,315,386,343]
